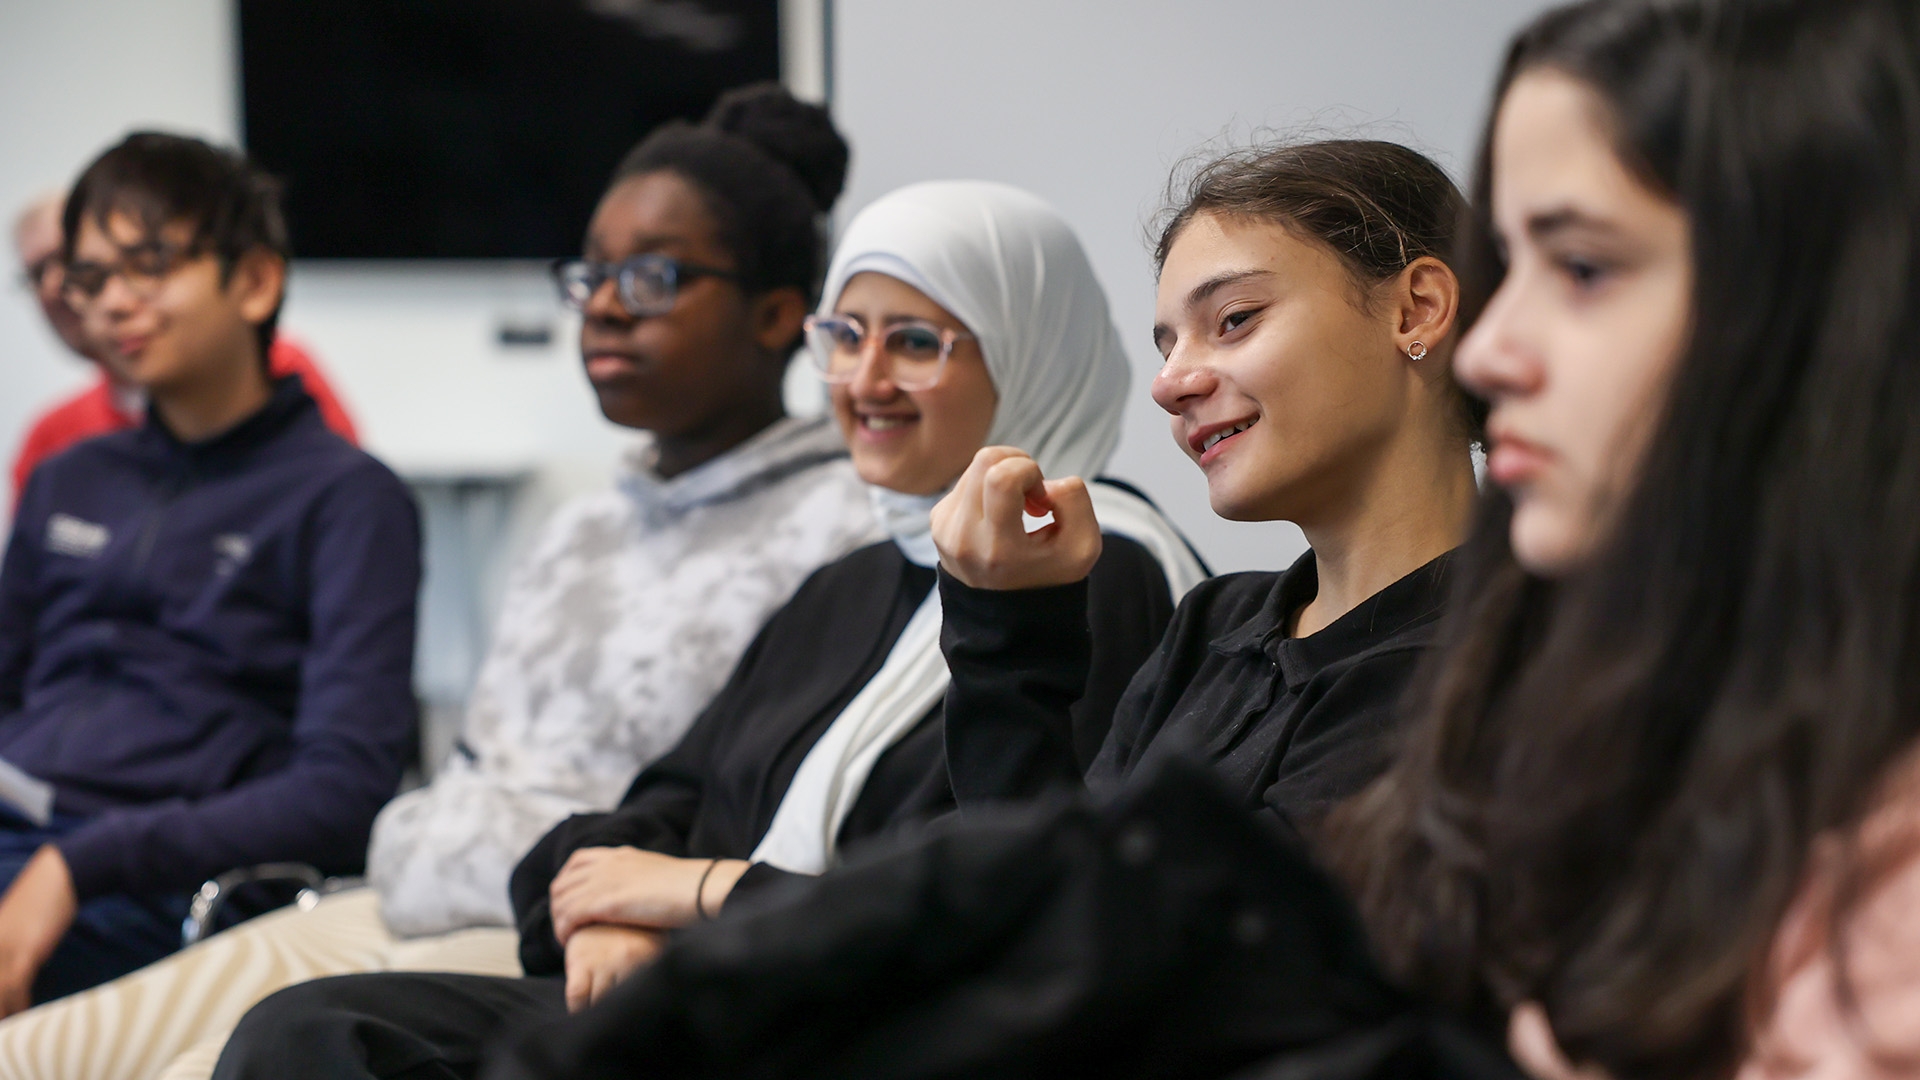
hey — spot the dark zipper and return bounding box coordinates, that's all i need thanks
[131,467,192,576]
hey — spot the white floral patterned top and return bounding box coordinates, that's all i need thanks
[365,415,879,936]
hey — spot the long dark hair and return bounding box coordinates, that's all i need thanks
[1332,1,1920,1077]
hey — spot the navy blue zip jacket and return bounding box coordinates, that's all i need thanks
[0,377,421,901]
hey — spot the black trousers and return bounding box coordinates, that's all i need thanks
[210,972,566,1080]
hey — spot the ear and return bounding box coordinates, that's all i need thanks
[1390,256,1461,361]
[749,286,809,357]
[228,248,287,328]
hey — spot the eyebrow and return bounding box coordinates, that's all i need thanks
[584,233,692,258]
[67,236,170,265]
[1524,207,1625,242]
[1184,268,1272,308]
[1149,268,1275,354]
[878,312,942,328]
[833,310,950,330]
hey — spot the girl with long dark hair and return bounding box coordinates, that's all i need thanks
[1336,1,1920,1076]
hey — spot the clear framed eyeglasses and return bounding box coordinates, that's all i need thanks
[549,254,741,318]
[803,314,972,391]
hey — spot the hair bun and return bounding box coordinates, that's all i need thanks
[704,82,849,212]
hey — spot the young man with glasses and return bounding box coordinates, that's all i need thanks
[0,132,421,1008]
[7,192,358,509]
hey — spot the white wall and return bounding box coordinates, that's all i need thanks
[831,0,1550,571]
[0,0,1552,576]
[0,0,240,512]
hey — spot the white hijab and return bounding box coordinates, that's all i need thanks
[821,180,1133,565]
[752,181,1206,874]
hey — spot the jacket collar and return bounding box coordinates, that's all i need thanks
[138,375,319,463]
[617,414,848,520]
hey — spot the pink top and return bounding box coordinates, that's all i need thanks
[1740,756,1920,1079]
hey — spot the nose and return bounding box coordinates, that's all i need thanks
[1150,340,1218,416]
[90,270,143,323]
[1453,279,1545,402]
[845,335,900,401]
[582,273,632,325]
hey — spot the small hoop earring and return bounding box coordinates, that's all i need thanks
[1406,341,1428,361]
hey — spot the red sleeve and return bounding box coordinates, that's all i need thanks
[268,338,360,446]
[10,427,47,510]
[11,381,132,509]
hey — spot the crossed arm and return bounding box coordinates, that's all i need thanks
[541,446,1156,1012]
[546,847,751,1011]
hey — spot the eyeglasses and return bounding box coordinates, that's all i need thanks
[803,314,971,391]
[550,254,741,318]
[59,240,205,308]
[19,254,61,293]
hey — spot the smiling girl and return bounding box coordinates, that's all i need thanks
[935,140,1481,832]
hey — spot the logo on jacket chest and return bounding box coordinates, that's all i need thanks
[212,533,255,577]
[45,513,110,558]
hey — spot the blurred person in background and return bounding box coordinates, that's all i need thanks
[0,131,419,1015]
[9,191,357,509]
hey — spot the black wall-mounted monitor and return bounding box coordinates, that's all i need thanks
[239,0,781,260]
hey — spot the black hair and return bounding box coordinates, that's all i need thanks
[62,131,291,364]
[1333,1,1920,1077]
[1153,139,1484,444]
[611,82,848,310]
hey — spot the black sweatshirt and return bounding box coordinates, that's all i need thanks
[509,536,1175,975]
[942,548,1455,833]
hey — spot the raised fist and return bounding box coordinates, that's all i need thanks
[931,446,1103,591]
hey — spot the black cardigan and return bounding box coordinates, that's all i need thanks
[510,536,1175,974]
[942,548,1455,833]
[489,757,1521,1080]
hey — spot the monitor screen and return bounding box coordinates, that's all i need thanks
[239,0,781,259]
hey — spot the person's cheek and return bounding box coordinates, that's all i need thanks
[830,386,858,440]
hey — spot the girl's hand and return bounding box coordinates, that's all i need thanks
[562,923,665,1012]
[931,446,1102,591]
[549,847,748,943]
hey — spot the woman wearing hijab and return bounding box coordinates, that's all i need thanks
[207,180,1206,1080]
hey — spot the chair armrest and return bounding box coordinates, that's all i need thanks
[181,863,330,948]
